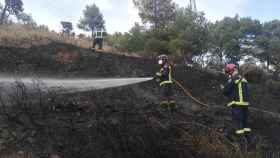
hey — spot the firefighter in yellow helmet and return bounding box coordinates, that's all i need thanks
[154,54,176,110]
[222,64,252,136]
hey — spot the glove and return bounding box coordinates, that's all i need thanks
[227,79,232,83]
[156,72,162,77]
[226,104,232,108]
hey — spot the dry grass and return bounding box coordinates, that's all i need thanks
[0,151,33,158]
[0,24,91,48]
[0,24,145,58]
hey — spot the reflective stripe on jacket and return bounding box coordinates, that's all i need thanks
[156,64,173,86]
[223,76,250,107]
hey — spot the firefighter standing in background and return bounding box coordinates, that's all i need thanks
[93,30,104,50]
[222,64,252,135]
[154,54,176,110]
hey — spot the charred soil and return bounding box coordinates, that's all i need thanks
[0,43,279,158]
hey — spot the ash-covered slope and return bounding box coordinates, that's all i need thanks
[0,43,279,158]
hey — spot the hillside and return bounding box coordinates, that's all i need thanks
[0,43,279,157]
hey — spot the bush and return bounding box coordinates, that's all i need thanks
[144,38,169,56]
[168,38,186,56]
[106,32,130,52]
[240,64,266,83]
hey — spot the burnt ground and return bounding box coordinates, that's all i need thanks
[0,43,279,157]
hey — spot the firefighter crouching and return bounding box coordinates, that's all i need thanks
[154,54,176,110]
[222,64,252,135]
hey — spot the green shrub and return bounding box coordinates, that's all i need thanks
[144,38,169,56]
[240,64,266,83]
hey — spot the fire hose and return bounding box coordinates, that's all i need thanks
[173,79,209,108]
[173,79,280,119]
[173,78,280,149]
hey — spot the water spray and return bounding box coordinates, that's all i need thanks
[0,77,154,93]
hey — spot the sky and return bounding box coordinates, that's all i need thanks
[1,0,280,34]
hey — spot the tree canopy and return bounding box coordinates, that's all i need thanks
[107,1,280,72]
[168,8,209,58]
[78,4,105,37]
[133,0,176,29]
[0,0,23,24]
[61,21,73,34]
[17,12,35,25]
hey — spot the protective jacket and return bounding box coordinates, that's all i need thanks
[223,75,250,107]
[156,63,173,86]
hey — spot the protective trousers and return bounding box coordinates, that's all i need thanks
[93,38,103,49]
[160,83,176,109]
[231,107,251,135]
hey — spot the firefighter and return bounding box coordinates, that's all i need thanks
[93,30,104,50]
[222,64,252,135]
[154,54,176,110]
